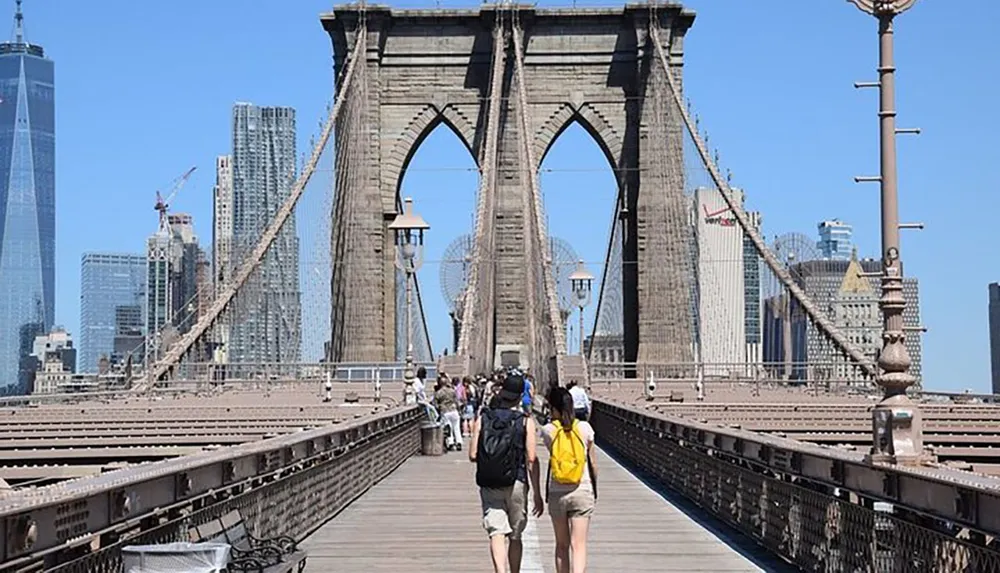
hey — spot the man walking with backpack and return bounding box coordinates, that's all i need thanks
[469,373,544,573]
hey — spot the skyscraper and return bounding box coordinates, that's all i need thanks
[112,304,144,365]
[212,155,233,362]
[213,155,233,291]
[229,103,301,363]
[0,2,55,394]
[817,219,853,261]
[25,326,75,394]
[146,213,204,359]
[764,255,923,386]
[692,187,746,376]
[989,283,1000,394]
[743,210,763,368]
[79,253,146,373]
[0,1,55,393]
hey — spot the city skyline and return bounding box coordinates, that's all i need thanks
[13,0,1000,392]
[1,4,997,571]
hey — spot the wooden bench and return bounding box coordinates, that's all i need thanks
[189,510,307,573]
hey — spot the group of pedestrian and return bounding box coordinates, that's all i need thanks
[417,367,540,450]
[469,372,596,573]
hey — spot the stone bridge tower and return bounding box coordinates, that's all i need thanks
[323,4,696,373]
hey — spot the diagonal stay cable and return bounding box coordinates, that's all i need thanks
[648,24,875,379]
[512,22,567,357]
[148,28,369,386]
[457,20,505,362]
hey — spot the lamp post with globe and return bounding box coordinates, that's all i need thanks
[568,260,594,357]
[848,0,929,464]
[388,197,430,405]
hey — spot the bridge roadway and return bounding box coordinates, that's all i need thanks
[3,382,1000,571]
[300,436,784,572]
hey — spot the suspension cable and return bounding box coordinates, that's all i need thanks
[456,16,505,367]
[512,21,567,358]
[647,24,876,379]
[146,27,370,387]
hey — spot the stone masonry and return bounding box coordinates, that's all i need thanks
[323,4,696,367]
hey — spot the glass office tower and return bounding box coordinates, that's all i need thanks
[817,219,853,261]
[79,253,146,373]
[0,4,55,393]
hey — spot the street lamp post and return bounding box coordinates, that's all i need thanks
[568,260,594,357]
[389,197,430,405]
[848,0,929,465]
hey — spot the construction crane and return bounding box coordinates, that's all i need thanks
[154,166,197,230]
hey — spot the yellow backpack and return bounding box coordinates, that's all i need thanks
[549,420,587,485]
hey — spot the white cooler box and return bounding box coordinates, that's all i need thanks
[122,542,231,573]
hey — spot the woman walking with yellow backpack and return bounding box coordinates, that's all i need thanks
[540,386,598,573]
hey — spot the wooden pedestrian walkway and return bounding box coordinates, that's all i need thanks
[300,439,780,572]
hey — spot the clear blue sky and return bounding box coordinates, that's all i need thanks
[26,0,999,391]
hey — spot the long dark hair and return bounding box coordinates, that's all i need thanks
[546,387,574,431]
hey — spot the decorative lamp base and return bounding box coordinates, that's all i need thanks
[866,394,935,466]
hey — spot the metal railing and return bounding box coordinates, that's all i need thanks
[0,362,438,408]
[588,361,884,385]
[0,406,422,572]
[592,399,1000,571]
[159,361,438,384]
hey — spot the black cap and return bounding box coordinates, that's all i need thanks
[499,374,525,402]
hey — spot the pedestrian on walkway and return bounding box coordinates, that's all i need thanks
[470,373,544,573]
[413,366,428,403]
[541,386,598,573]
[460,377,477,437]
[435,376,462,451]
[566,381,591,421]
[521,373,535,415]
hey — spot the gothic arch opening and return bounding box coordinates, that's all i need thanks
[538,119,620,356]
[397,119,479,360]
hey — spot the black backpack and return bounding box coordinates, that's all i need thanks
[476,408,525,488]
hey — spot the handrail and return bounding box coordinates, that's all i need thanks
[595,398,1000,535]
[0,406,421,565]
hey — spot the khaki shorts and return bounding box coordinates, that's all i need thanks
[480,481,528,539]
[548,486,595,519]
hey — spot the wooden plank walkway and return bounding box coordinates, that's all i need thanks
[301,438,779,572]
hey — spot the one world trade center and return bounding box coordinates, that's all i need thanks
[0,0,55,394]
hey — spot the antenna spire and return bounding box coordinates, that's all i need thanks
[14,0,23,43]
